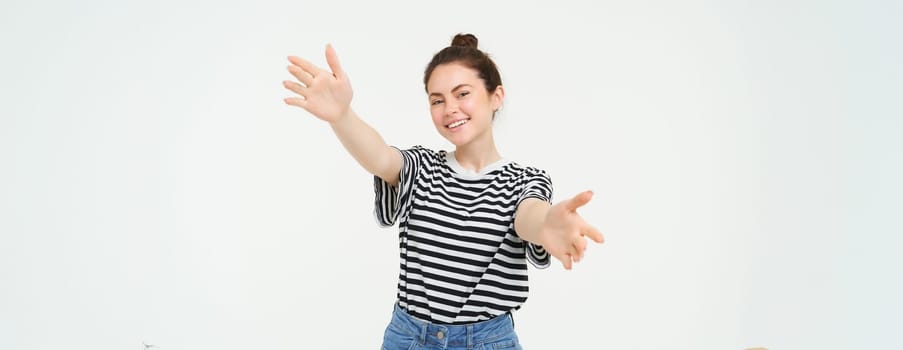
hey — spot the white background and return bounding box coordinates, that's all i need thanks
[1,0,901,349]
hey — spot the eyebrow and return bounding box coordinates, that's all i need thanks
[428,84,473,98]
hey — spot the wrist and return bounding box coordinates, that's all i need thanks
[536,205,560,246]
[329,108,355,127]
[529,207,553,246]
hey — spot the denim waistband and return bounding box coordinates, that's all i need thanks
[388,303,516,348]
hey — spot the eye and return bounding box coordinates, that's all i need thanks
[457,91,470,98]
[430,99,444,106]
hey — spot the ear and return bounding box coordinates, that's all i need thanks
[490,85,505,112]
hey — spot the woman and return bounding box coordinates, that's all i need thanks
[282,33,603,350]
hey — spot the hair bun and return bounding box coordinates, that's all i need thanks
[450,33,479,49]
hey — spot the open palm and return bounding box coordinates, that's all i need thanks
[283,44,353,123]
[540,190,604,270]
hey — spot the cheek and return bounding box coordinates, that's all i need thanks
[457,99,476,115]
[430,109,444,126]
[460,99,488,118]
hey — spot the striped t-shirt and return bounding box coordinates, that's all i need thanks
[373,145,553,324]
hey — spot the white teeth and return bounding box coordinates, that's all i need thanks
[447,119,469,128]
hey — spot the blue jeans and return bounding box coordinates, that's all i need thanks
[381,303,523,350]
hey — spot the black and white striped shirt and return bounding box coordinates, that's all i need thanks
[374,145,552,324]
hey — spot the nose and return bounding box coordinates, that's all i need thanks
[444,99,459,117]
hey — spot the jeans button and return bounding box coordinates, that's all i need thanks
[437,331,444,339]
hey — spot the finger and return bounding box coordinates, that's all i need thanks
[566,190,594,211]
[553,251,571,270]
[574,238,588,259]
[283,97,307,108]
[581,223,604,244]
[287,65,314,86]
[568,242,582,263]
[282,80,308,97]
[324,43,345,79]
[287,55,322,77]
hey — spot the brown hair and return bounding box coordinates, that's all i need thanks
[423,33,503,95]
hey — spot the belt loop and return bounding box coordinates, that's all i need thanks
[509,311,515,328]
[466,324,474,350]
[419,321,427,346]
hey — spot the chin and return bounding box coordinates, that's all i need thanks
[445,137,465,147]
[444,134,471,147]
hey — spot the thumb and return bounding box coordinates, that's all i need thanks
[325,43,345,79]
[566,190,594,211]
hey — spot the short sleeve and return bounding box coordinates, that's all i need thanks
[373,146,426,227]
[515,168,554,269]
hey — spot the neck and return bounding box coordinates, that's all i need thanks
[453,132,501,173]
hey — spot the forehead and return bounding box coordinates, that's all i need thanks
[427,63,481,93]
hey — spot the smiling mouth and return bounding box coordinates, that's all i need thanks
[446,118,470,129]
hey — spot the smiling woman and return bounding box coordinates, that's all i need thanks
[282,33,604,349]
[426,61,502,148]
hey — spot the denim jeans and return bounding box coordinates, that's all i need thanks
[381,303,523,350]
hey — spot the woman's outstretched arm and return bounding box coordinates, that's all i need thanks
[282,44,402,186]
